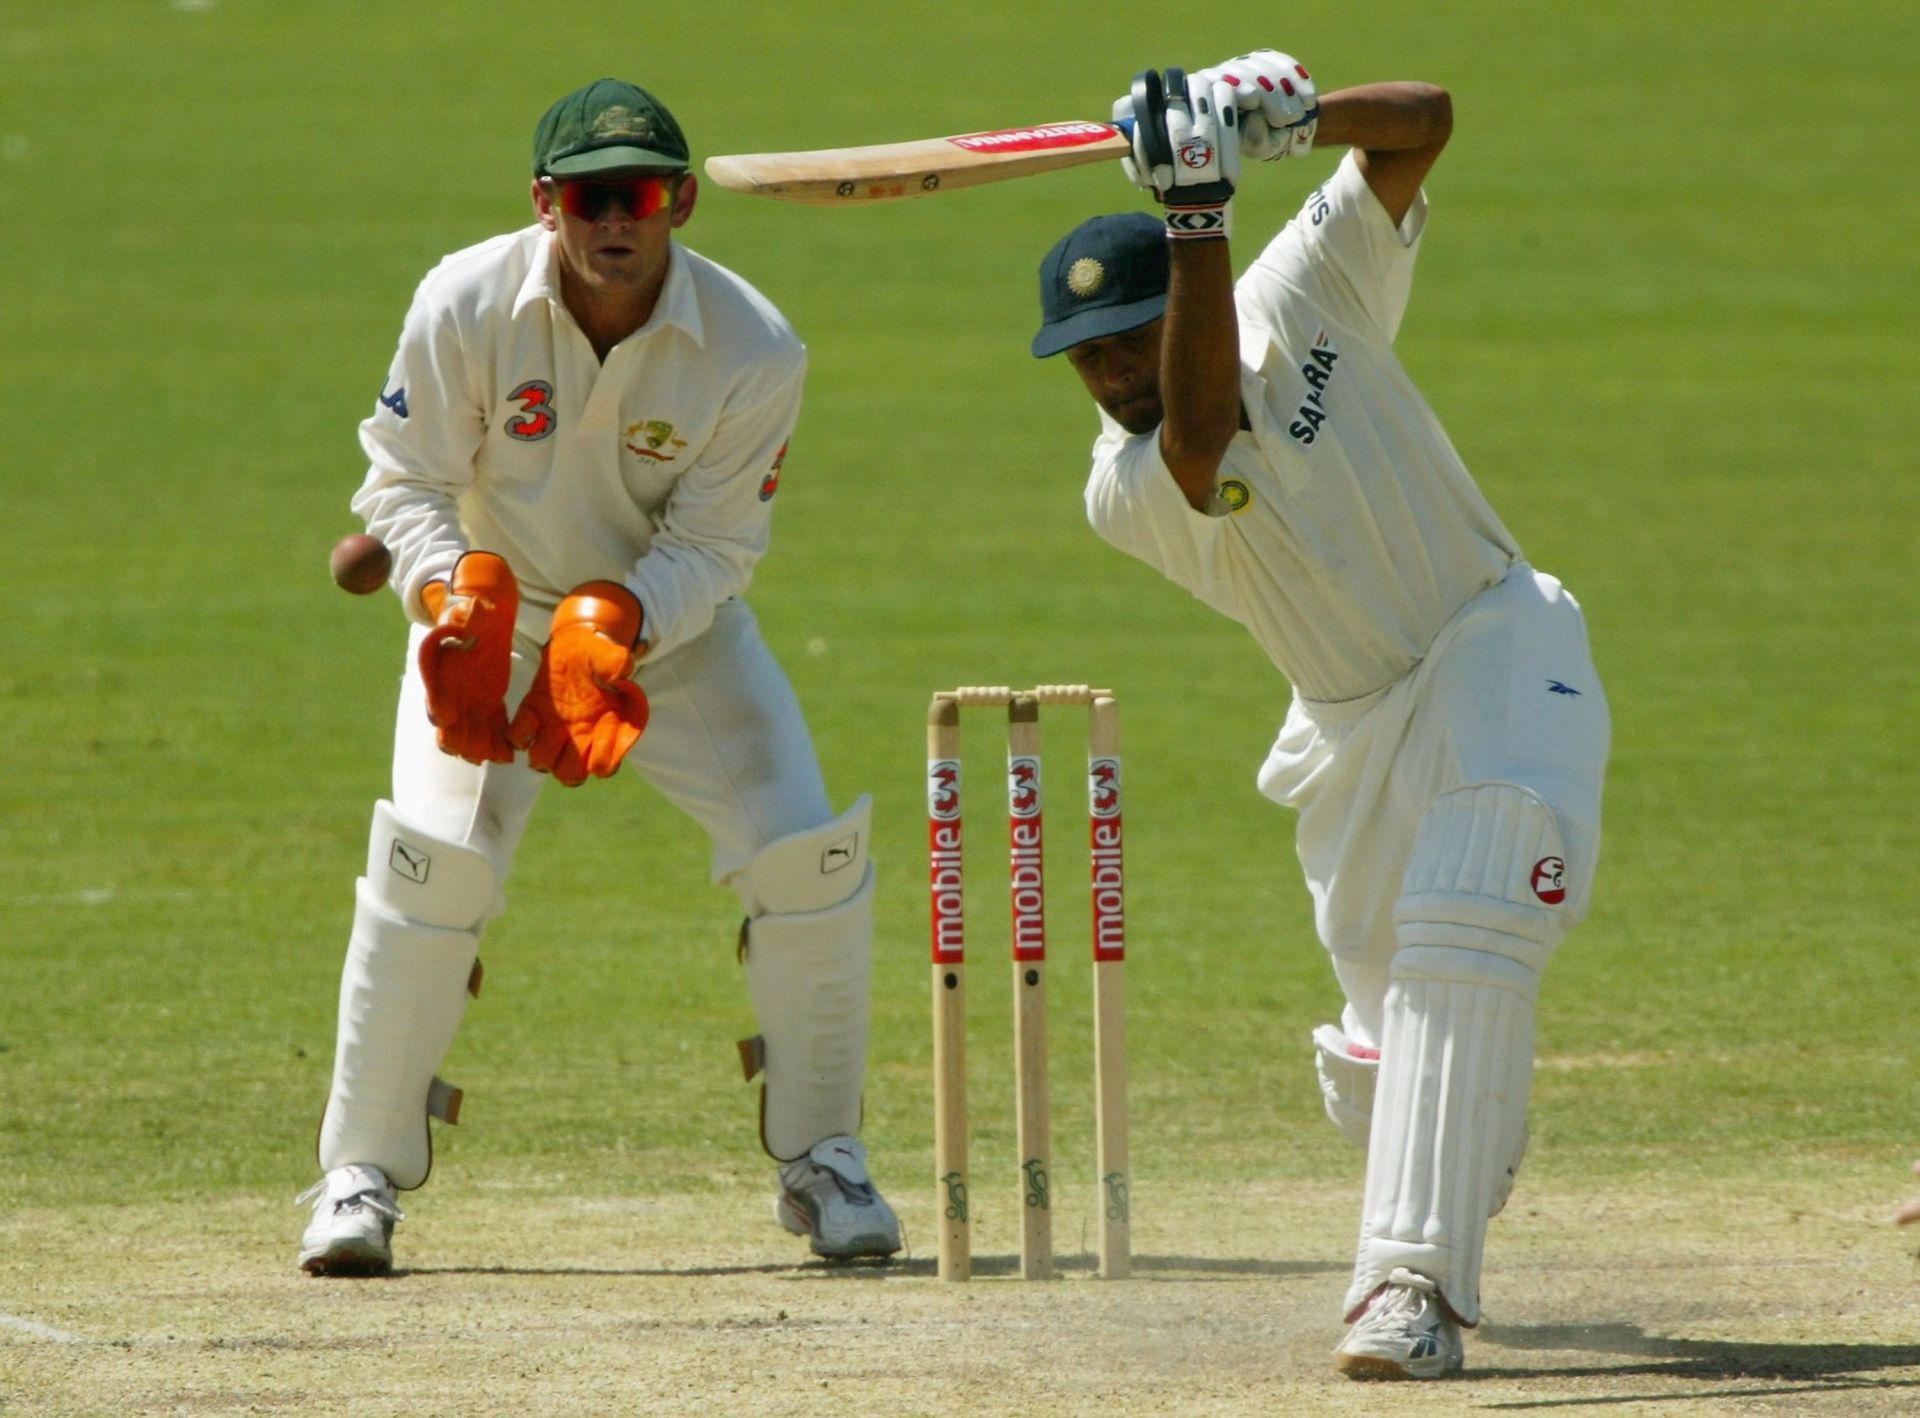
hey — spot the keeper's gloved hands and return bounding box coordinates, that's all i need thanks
[508,582,650,786]
[1192,50,1319,161]
[1112,68,1240,237]
[417,551,520,765]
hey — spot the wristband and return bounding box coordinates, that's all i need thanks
[1166,203,1230,239]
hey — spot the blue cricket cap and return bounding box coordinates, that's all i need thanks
[1031,212,1168,358]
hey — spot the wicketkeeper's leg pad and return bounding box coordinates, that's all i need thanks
[735,798,875,1162]
[1346,782,1569,1327]
[734,794,872,917]
[318,801,496,1191]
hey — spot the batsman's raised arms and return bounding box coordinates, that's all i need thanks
[703,121,1131,204]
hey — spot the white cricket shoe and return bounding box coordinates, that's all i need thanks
[1334,1267,1465,1379]
[296,1163,404,1277]
[774,1136,902,1260]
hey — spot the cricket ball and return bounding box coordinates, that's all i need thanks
[330,533,392,595]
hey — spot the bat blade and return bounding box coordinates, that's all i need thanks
[704,120,1129,205]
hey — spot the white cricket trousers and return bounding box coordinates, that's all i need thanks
[1257,564,1611,1046]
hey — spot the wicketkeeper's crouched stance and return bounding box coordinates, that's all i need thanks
[1034,52,1609,1377]
[299,78,900,1276]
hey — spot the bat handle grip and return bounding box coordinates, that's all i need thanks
[1129,68,1172,172]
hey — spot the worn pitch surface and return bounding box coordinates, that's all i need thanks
[7,1174,1920,1415]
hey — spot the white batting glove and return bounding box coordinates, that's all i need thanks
[1192,50,1319,160]
[1112,69,1240,238]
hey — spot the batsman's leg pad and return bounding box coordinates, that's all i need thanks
[1313,1024,1379,1150]
[318,803,497,1190]
[1399,780,1564,1218]
[735,795,872,917]
[1314,1026,1525,1210]
[741,842,874,1162]
[1346,783,1567,1327]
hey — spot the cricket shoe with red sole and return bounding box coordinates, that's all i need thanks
[775,1136,902,1260]
[1335,1267,1465,1379]
[297,1163,404,1277]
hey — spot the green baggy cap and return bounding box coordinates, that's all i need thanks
[533,79,690,177]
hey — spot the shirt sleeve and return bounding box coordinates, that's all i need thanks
[622,352,804,660]
[1237,150,1428,345]
[1082,424,1233,597]
[350,276,484,622]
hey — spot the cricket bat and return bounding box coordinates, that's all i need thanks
[703,119,1132,205]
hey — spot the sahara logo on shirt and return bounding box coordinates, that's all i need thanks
[1287,331,1340,446]
[505,381,555,441]
[625,419,689,462]
[378,381,409,419]
[760,439,788,501]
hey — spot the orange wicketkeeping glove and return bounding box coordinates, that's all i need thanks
[417,551,520,765]
[508,581,650,786]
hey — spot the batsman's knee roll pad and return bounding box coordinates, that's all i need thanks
[319,803,497,1190]
[735,795,872,917]
[740,804,875,1161]
[1394,781,1570,973]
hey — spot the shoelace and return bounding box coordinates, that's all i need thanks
[1364,1271,1441,1325]
[824,1169,878,1205]
[799,1160,874,1204]
[1372,1288,1425,1322]
[294,1179,405,1222]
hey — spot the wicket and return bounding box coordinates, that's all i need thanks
[927,685,1129,1282]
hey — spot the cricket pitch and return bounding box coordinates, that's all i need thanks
[6,1172,1920,1415]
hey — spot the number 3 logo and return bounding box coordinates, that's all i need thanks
[506,380,556,441]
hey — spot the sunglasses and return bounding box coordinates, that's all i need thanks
[542,174,675,222]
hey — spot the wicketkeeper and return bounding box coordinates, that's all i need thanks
[1031,53,1611,1378]
[298,78,900,1275]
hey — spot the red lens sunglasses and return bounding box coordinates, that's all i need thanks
[542,174,674,222]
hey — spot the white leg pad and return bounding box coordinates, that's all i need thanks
[1346,783,1569,1326]
[744,864,874,1161]
[319,803,497,1190]
[362,798,498,930]
[1314,1024,1526,1212]
[1313,1024,1379,1150]
[735,795,872,916]
[1395,782,1571,974]
[1348,948,1536,1326]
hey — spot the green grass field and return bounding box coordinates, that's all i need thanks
[3,2,1917,1411]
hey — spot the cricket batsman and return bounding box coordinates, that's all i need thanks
[1030,54,1611,1376]
[297,78,900,1274]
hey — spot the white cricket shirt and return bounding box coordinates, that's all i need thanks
[1084,152,1520,704]
[353,227,803,661]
